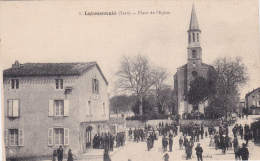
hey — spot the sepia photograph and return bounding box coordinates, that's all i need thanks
[1,0,260,161]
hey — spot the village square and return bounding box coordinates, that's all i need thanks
[1,1,260,161]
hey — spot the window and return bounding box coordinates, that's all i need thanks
[49,100,69,117]
[193,33,195,42]
[192,50,197,58]
[197,33,199,42]
[9,129,18,146]
[54,100,64,116]
[102,103,106,116]
[6,129,24,147]
[8,100,19,117]
[48,128,69,146]
[253,101,256,106]
[88,101,93,116]
[55,79,63,89]
[11,79,19,89]
[258,101,260,107]
[92,78,99,94]
[54,128,64,145]
[188,33,191,43]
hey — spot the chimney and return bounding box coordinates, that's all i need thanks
[12,60,20,68]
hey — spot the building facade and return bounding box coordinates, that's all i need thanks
[174,5,216,118]
[246,87,260,115]
[3,61,124,159]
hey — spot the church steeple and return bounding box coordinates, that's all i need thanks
[189,4,200,30]
[187,4,202,61]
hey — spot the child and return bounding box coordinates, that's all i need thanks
[163,153,169,161]
[52,150,58,161]
[205,131,208,138]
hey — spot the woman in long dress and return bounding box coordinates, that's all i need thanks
[67,149,73,161]
[209,135,215,147]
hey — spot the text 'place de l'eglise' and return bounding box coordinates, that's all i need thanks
[3,4,260,161]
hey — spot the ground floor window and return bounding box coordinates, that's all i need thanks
[48,128,69,146]
[4,129,24,147]
[55,128,64,145]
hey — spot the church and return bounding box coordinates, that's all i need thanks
[174,4,216,119]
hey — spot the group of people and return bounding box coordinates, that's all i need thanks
[180,123,205,142]
[52,146,73,161]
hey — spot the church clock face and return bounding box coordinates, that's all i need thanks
[192,71,198,77]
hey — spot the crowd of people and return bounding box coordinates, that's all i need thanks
[93,132,126,151]
[52,146,73,161]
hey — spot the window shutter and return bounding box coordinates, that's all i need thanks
[4,129,8,147]
[92,78,94,93]
[13,100,19,117]
[64,128,69,146]
[253,101,256,106]
[18,129,24,146]
[49,100,54,116]
[97,80,99,94]
[86,101,89,115]
[64,100,69,116]
[8,100,13,117]
[91,102,94,115]
[48,128,53,146]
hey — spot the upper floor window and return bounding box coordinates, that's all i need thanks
[8,100,19,117]
[54,100,64,116]
[55,79,63,90]
[87,101,93,116]
[193,33,195,42]
[192,50,197,58]
[197,33,199,42]
[102,103,106,116]
[188,33,191,43]
[11,79,19,89]
[49,100,69,117]
[92,78,99,94]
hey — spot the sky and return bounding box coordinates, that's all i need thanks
[1,0,259,98]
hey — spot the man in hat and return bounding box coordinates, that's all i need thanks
[195,143,203,161]
[57,145,63,161]
[238,143,249,161]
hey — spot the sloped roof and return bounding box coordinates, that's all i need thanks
[246,87,260,97]
[3,62,108,84]
[189,4,200,30]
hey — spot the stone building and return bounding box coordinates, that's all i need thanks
[3,61,125,159]
[174,4,216,118]
[246,87,260,115]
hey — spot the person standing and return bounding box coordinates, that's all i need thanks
[234,143,241,161]
[184,136,188,149]
[238,143,249,161]
[186,141,192,160]
[163,153,169,161]
[52,150,58,161]
[67,149,73,161]
[103,149,111,161]
[169,136,173,152]
[57,146,63,161]
[179,137,184,150]
[195,143,203,161]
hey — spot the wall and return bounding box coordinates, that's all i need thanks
[126,119,171,128]
[3,75,81,158]
[179,119,219,127]
[76,65,110,123]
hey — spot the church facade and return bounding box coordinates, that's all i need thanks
[174,5,216,118]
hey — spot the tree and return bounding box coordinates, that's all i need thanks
[187,76,215,106]
[115,54,167,116]
[213,56,248,114]
[110,95,136,116]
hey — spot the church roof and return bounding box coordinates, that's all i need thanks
[189,4,200,30]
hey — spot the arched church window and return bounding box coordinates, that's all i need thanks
[189,33,191,43]
[192,50,197,58]
[197,33,199,42]
[193,33,195,42]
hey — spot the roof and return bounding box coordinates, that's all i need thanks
[246,87,260,97]
[3,61,108,85]
[189,4,200,30]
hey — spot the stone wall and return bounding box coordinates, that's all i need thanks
[126,119,171,128]
[179,119,219,127]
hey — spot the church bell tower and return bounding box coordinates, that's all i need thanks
[187,4,202,64]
